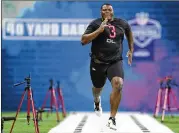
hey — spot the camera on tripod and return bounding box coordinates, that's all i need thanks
[10,74,40,133]
[165,76,178,89]
[14,74,31,87]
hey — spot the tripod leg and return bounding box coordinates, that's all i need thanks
[29,88,39,133]
[51,89,53,113]
[10,90,27,133]
[52,89,60,122]
[42,90,50,109]
[154,88,162,117]
[41,90,50,119]
[58,88,66,117]
[57,90,60,109]
[161,89,163,109]
[167,89,171,117]
[162,88,169,122]
[57,89,62,110]
[27,90,31,125]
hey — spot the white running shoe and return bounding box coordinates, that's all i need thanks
[94,97,102,117]
[106,117,117,131]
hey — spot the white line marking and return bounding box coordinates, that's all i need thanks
[48,112,174,133]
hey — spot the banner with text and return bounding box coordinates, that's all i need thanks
[3,18,92,40]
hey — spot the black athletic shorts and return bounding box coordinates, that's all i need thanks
[90,59,124,88]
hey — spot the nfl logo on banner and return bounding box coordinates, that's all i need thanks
[128,12,162,61]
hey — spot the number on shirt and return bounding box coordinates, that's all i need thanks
[108,25,116,38]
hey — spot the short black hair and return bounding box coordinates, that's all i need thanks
[101,3,112,10]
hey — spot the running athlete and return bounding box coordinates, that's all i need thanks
[81,3,134,130]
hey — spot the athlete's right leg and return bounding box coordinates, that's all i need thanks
[90,60,107,116]
[92,87,103,103]
[92,87,103,116]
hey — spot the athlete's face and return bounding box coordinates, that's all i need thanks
[101,5,114,21]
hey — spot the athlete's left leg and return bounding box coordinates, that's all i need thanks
[106,60,124,130]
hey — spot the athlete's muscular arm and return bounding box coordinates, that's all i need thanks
[81,29,102,45]
[125,21,134,66]
[125,31,134,53]
[81,18,108,45]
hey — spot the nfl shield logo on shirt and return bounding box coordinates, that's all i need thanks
[128,12,162,61]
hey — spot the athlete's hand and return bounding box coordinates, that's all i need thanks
[126,50,133,66]
[98,18,108,33]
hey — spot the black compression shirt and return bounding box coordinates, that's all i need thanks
[83,18,131,63]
